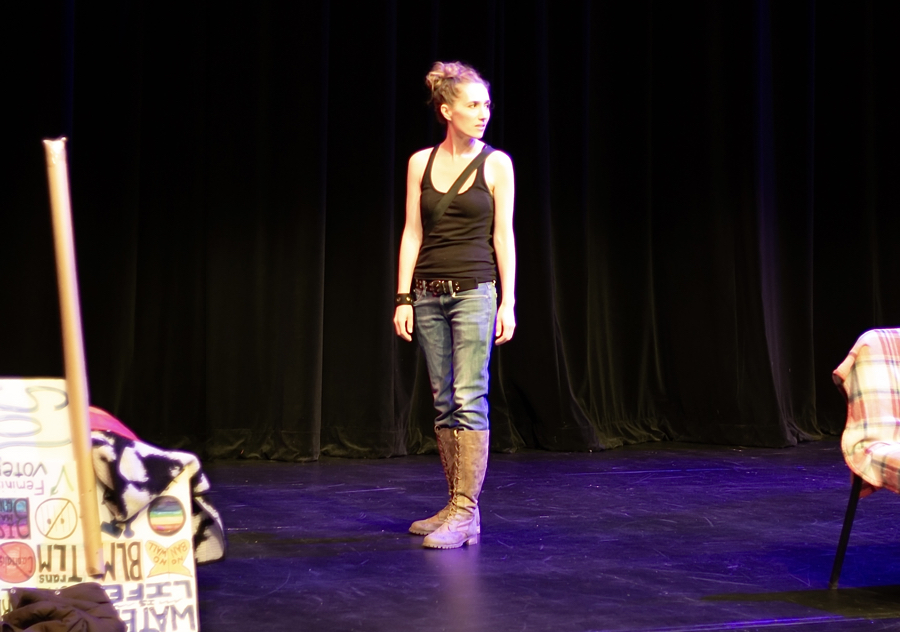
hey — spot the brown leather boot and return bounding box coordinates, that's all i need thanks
[423,429,489,549]
[409,427,457,535]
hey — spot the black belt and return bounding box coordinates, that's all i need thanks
[415,278,478,296]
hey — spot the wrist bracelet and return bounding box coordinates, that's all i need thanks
[395,293,413,306]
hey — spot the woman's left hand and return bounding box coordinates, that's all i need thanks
[495,302,516,345]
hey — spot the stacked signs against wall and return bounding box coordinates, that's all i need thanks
[0,379,198,632]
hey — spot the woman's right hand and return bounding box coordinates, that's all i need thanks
[394,305,414,341]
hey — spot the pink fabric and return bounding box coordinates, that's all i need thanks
[833,328,900,496]
[88,406,139,441]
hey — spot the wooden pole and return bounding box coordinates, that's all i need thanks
[43,137,104,577]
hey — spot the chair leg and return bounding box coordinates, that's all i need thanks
[829,473,863,589]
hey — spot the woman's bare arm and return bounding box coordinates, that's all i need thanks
[393,150,429,341]
[489,151,516,345]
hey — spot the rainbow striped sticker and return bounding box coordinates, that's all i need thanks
[147,496,186,536]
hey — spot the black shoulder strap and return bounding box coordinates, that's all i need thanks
[423,145,494,237]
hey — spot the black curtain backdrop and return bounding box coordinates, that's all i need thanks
[4,1,899,460]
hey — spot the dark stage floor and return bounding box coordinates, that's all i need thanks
[195,439,900,632]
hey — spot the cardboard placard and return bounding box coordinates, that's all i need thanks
[0,378,199,632]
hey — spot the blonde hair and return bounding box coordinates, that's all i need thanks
[425,61,490,125]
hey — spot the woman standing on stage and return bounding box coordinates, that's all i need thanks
[393,61,516,549]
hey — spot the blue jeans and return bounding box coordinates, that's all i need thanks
[414,282,498,431]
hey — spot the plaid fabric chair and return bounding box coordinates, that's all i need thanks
[829,328,900,588]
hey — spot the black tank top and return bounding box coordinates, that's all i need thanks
[415,145,496,281]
